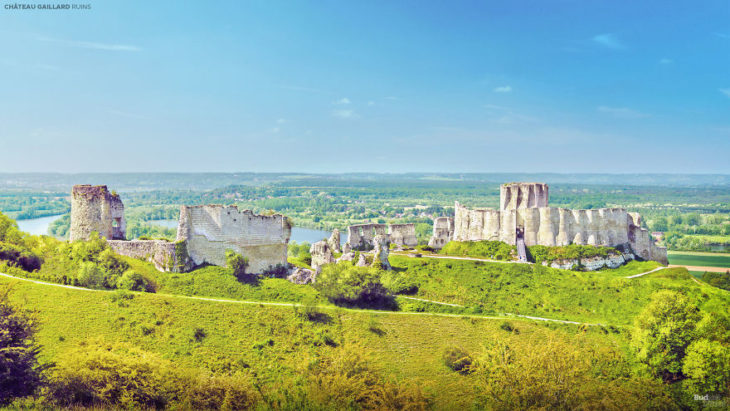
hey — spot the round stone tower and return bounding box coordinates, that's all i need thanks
[69,185,126,241]
[500,182,549,211]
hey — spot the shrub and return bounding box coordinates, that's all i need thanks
[225,250,249,276]
[117,270,156,293]
[442,346,474,374]
[193,327,207,342]
[49,340,260,409]
[681,339,730,395]
[701,271,730,290]
[0,212,26,246]
[473,337,673,409]
[314,264,394,309]
[528,244,617,264]
[631,290,701,382]
[0,286,44,405]
[76,262,104,289]
[0,241,42,272]
[304,344,431,410]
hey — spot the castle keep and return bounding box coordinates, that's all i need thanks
[69,185,126,241]
[435,182,668,264]
[69,185,291,273]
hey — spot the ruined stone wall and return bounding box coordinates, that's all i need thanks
[176,205,291,273]
[452,199,667,264]
[69,185,126,241]
[346,223,387,250]
[453,202,501,242]
[628,213,668,264]
[500,183,549,211]
[454,202,631,247]
[428,217,454,249]
[108,239,189,273]
[389,223,418,247]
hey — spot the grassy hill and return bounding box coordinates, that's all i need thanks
[1,274,643,409]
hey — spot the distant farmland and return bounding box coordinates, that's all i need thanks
[668,251,730,269]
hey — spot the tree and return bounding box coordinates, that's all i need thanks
[225,250,249,276]
[314,264,393,309]
[681,339,730,395]
[652,217,669,232]
[631,290,701,382]
[0,287,44,405]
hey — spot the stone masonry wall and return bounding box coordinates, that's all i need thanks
[389,223,418,247]
[70,185,126,241]
[176,205,291,273]
[428,217,454,249]
[108,239,189,273]
[500,183,549,211]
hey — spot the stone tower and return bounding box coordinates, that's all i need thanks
[500,182,549,211]
[69,185,126,241]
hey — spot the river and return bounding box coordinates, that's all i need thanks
[17,216,343,245]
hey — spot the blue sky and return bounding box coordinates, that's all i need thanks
[0,0,728,173]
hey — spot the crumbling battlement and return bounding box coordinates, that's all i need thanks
[345,222,419,250]
[108,240,190,273]
[176,205,291,273]
[388,224,418,247]
[428,217,454,249]
[70,185,126,241]
[446,182,668,265]
[346,223,387,251]
[500,182,549,211]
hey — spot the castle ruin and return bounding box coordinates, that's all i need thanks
[69,185,126,241]
[69,185,291,274]
[177,205,291,273]
[344,222,417,250]
[431,182,668,265]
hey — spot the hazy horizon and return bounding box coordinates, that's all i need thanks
[1,1,729,173]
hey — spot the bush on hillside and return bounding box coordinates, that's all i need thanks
[527,244,616,264]
[314,264,394,309]
[701,271,730,290]
[0,286,45,405]
[302,344,432,410]
[0,212,26,246]
[440,240,515,261]
[443,347,474,375]
[48,340,260,409]
[0,241,42,272]
[117,270,156,293]
[473,337,673,410]
[225,250,249,276]
[631,290,701,382]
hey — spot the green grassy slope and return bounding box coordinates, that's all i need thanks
[1,275,621,409]
[389,256,730,325]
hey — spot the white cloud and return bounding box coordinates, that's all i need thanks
[592,33,625,50]
[335,97,351,105]
[659,58,673,64]
[367,101,375,106]
[597,106,649,119]
[38,36,141,51]
[332,109,358,119]
[276,118,286,124]
[493,85,512,93]
[269,127,280,134]
[719,88,730,98]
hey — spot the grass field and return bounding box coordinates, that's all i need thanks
[390,256,729,326]
[1,274,625,409]
[667,250,730,268]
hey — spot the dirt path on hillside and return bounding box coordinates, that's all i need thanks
[669,265,729,273]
